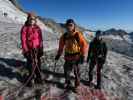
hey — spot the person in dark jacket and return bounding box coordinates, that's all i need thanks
[87,30,108,89]
[21,13,43,87]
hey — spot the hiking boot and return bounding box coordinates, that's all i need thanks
[72,87,79,94]
[64,83,71,89]
[87,81,92,86]
[35,78,43,84]
[75,80,80,88]
[26,81,32,87]
[64,84,69,89]
[64,81,72,89]
[95,85,101,89]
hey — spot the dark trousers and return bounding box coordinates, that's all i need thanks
[89,59,103,87]
[64,61,80,87]
[25,49,42,84]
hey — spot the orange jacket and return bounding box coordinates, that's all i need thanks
[57,31,88,60]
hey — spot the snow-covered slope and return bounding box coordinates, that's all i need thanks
[103,28,133,44]
[0,0,26,23]
[103,35,123,40]
[0,49,133,100]
[103,34,133,44]
[0,0,56,34]
[0,0,60,54]
[125,32,133,44]
[102,31,133,57]
[0,0,133,100]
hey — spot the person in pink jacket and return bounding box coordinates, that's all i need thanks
[21,13,43,87]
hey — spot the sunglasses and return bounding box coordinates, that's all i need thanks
[29,17,36,20]
[30,18,36,20]
[66,23,74,27]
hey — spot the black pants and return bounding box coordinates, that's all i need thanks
[25,49,42,84]
[89,59,103,87]
[64,61,80,87]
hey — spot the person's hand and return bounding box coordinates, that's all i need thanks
[23,51,29,58]
[87,58,90,63]
[38,47,44,57]
[55,54,60,61]
[101,57,106,64]
[79,55,85,64]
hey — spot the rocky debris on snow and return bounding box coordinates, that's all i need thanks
[0,0,133,100]
[0,49,133,100]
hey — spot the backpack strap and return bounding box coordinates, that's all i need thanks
[74,32,80,44]
[63,32,80,45]
[63,32,68,43]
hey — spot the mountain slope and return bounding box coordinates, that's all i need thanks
[101,29,133,57]
[0,0,26,23]
[0,49,133,100]
[0,0,133,100]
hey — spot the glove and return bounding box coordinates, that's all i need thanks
[23,51,30,58]
[79,55,85,64]
[87,57,90,63]
[98,57,106,64]
[55,54,60,61]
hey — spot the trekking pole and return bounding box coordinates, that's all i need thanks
[53,60,57,73]
[74,64,80,88]
[6,50,37,98]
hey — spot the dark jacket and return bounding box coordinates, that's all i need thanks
[87,38,107,63]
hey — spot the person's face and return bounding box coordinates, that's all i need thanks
[96,35,102,40]
[29,17,36,25]
[66,23,75,33]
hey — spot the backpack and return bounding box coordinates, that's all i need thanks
[95,40,107,63]
[63,32,81,54]
[89,39,106,59]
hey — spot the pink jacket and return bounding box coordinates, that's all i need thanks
[21,25,43,52]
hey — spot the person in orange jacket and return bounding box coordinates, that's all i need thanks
[55,19,88,91]
[21,13,43,87]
